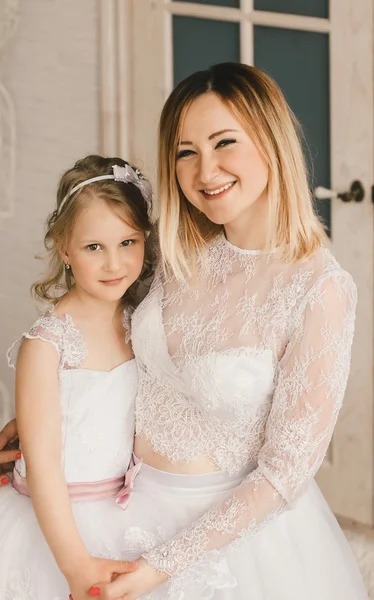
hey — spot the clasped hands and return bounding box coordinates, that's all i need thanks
[68,556,168,600]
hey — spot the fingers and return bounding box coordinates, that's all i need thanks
[0,475,10,487]
[90,578,125,600]
[107,560,138,575]
[0,448,20,465]
[0,419,18,447]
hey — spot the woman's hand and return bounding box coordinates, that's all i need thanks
[67,556,138,600]
[0,418,20,483]
[93,558,168,600]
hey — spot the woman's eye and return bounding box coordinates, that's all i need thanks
[216,138,236,149]
[86,243,100,251]
[121,239,135,247]
[176,149,195,159]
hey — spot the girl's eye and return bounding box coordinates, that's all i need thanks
[216,138,236,149]
[121,239,135,247]
[86,243,101,251]
[176,149,195,160]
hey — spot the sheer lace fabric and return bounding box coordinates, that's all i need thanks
[7,308,132,370]
[130,235,357,576]
[7,311,87,370]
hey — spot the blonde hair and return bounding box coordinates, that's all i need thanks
[32,155,153,308]
[157,63,326,280]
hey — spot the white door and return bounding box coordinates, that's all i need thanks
[100,0,374,526]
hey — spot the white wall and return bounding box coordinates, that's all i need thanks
[0,0,100,425]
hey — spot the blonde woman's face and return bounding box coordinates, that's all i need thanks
[175,92,268,228]
[60,196,145,304]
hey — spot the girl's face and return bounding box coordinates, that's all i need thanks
[175,92,269,229]
[60,196,145,304]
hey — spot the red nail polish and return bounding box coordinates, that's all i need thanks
[16,452,22,459]
[89,588,101,597]
[1,476,9,485]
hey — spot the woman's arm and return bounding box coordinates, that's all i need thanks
[140,271,357,577]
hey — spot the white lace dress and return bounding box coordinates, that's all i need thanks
[0,311,138,600]
[117,234,367,599]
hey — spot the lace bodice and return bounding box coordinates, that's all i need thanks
[7,310,136,483]
[131,234,357,576]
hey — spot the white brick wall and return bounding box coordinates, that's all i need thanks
[0,0,100,425]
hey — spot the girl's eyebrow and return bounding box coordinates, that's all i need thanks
[80,231,141,244]
[179,129,239,145]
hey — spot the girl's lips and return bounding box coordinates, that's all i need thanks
[100,277,125,286]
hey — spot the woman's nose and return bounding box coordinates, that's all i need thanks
[197,153,220,186]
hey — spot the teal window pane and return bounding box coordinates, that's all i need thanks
[173,0,239,6]
[173,16,240,85]
[254,26,330,233]
[254,0,328,19]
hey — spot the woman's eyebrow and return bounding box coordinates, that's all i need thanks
[179,129,239,145]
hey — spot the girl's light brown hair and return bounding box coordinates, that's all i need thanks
[32,155,153,308]
[157,62,326,280]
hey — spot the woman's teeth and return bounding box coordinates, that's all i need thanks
[203,182,235,196]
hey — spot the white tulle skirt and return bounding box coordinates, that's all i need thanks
[0,461,368,600]
[0,480,140,600]
[117,460,369,599]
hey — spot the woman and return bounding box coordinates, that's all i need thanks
[1,63,367,599]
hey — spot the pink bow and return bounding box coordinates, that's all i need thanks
[115,459,142,509]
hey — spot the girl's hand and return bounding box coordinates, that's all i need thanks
[93,558,168,600]
[0,418,20,482]
[67,556,138,600]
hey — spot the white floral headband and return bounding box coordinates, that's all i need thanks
[57,164,152,215]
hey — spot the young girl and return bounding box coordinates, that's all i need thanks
[89,64,368,599]
[0,155,153,600]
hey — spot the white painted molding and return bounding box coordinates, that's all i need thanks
[0,0,19,220]
[99,0,133,159]
[166,2,240,22]
[164,8,173,100]
[99,0,118,156]
[167,2,330,33]
[116,0,132,159]
[251,11,330,33]
[240,0,254,65]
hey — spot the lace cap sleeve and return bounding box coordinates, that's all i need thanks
[6,312,87,370]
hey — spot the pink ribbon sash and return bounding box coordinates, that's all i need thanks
[114,457,142,509]
[12,459,142,509]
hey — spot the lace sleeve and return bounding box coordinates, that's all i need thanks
[122,306,134,344]
[143,271,357,577]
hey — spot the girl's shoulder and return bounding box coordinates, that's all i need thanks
[7,308,87,371]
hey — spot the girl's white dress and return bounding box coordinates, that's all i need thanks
[117,235,368,599]
[0,311,138,600]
